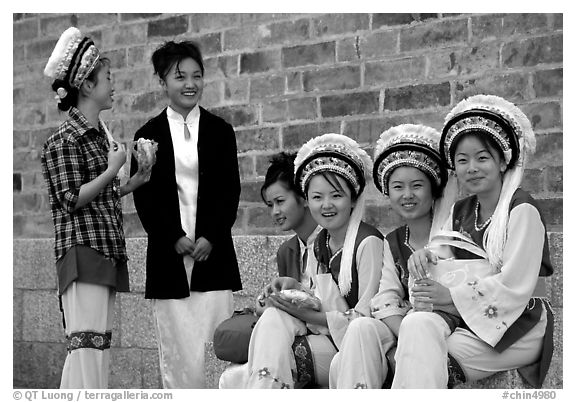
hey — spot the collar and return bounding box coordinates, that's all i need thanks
[297,225,321,250]
[166,105,200,124]
[68,106,101,136]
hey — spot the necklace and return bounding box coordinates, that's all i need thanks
[326,233,343,267]
[474,199,492,231]
[404,226,416,253]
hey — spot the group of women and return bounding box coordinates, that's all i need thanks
[40,25,553,390]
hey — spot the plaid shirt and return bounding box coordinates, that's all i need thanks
[41,107,127,263]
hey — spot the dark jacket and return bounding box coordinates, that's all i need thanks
[131,107,242,299]
[276,235,302,281]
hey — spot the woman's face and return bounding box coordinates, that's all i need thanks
[90,62,114,111]
[453,134,506,197]
[387,166,434,221]
[160,57,204,117]
[306,174,355,235]
[263,182,307,232]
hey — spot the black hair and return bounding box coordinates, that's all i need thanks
[451,131,506,170]
[260,152,301,203]
[52,57,111,112]
[151,41,204,81]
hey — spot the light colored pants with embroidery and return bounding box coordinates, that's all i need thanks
[329,317,397,388]
[392,310,547,388]
[60,282,115,389]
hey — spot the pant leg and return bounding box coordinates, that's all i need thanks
[330,317,397,388]
[60,282,115,389]
[246,307,308,388]
[391,312,452,388]
[447,307,547,382]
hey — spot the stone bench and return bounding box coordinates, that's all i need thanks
[13,234,563,388]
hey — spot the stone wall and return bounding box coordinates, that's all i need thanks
[13,13,562,388]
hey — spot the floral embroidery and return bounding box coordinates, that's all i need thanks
[294,344,307,359]
[354,383,367,389]
[66,331,111,353]
[256,367,292,388]
[292,336,314,387]
[484,305,498,318]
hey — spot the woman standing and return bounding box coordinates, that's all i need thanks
[394,95,554,388]
[42,27,150,388]
[131,41,242,388]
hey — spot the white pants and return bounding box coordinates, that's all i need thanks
[153,290,232,388]
[329,317,397,388]
[392,310,547,388]
[60,282,115,389]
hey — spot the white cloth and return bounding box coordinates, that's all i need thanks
[60,282,115,389]
[329,316,397,388]
[391,309,547,388]
[153,105,233,389]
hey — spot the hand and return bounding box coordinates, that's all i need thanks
[191,237,212,261]
[267,294,320,322]
[107,141,127,174]
[411,278,453,306]
[261,276,302,299]
[175,236,195,255]
[407,247,437,280]
[132,162,153,185]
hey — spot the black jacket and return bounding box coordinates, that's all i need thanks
[131,107,242,299]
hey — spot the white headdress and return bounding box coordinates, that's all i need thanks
[441,94,536,269]
[294,133,372,296]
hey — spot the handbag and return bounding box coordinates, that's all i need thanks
[213,308,259,364]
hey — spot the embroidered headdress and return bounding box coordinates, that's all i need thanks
[441,94,536,269]
[294,133,372,296]
[373,124,456,238]
[44,27,101,101]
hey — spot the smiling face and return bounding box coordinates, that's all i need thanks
[306,173,355,237]
[388,166,434,221]
[263,182,308,232]
[160,57,204,117]
[453,133,506,199]
[87,60,114,111]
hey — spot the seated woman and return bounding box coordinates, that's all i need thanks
[222,133,383,388]
[329,124,456,388]
[393,95,554,388]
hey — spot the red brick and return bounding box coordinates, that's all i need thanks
[545,166,563,193]
[282,42,335,68]
[502,13,549,36]
[14,173,22,192]
[193,32,222,56]
[29,128,55,149]
[238,155,255,180]
[14,103,46,127]
[21,171,47,193]
[14,18,38,42]
[552,14,563,30]
[470,14,505,40]
[365,57,426,86]
[13,88,25,105]
[282,121,341,149]
[13,128,30,150]
[454,73,531,103]
[384,83,450,111]
[521,168,544,194]
[533,68,562,98]
[400,19,468,52]
[200,81,222,107]
[14,60,45,85]
[223,26,260,51]
[39,15,72,38]
[250,74,285,100]
[241,181,266,203]
[76,13,118,29]
[247,205,274,228]
[102,48,127,69]
[240,14,295,25]
[428,45,500,79]
[287,98,317,121]
[209,105,258,127]
[240,50,281,74]
[303,65,360,92]
[235,127,280,152]
[373,14,421,28]
[131,91,165,114]
[522,102,562,132]
[147,15,188,38]
[13,214,54,238]
[204,55,239,80]
[502,35,562,68]
[126,46,154,68]
[190,13,240,32]
[119,13,162,22]
[337,37,361,62]
[26,38,58,62]
[312,14,369,37]
[113,68,154,94]
[536,197,562,226]
[224,79,249,103]
[321,92,379,118]
[286,71,302,93]
[262,101,287,123]
[362,31,398,59]
[13,44,25,64]
[103,23,147,47]
[530,132,562,168]
[263,19,310,47]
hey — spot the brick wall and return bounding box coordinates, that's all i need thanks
[13,13,563,388]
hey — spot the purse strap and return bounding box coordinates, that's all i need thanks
[428,230,489,260]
